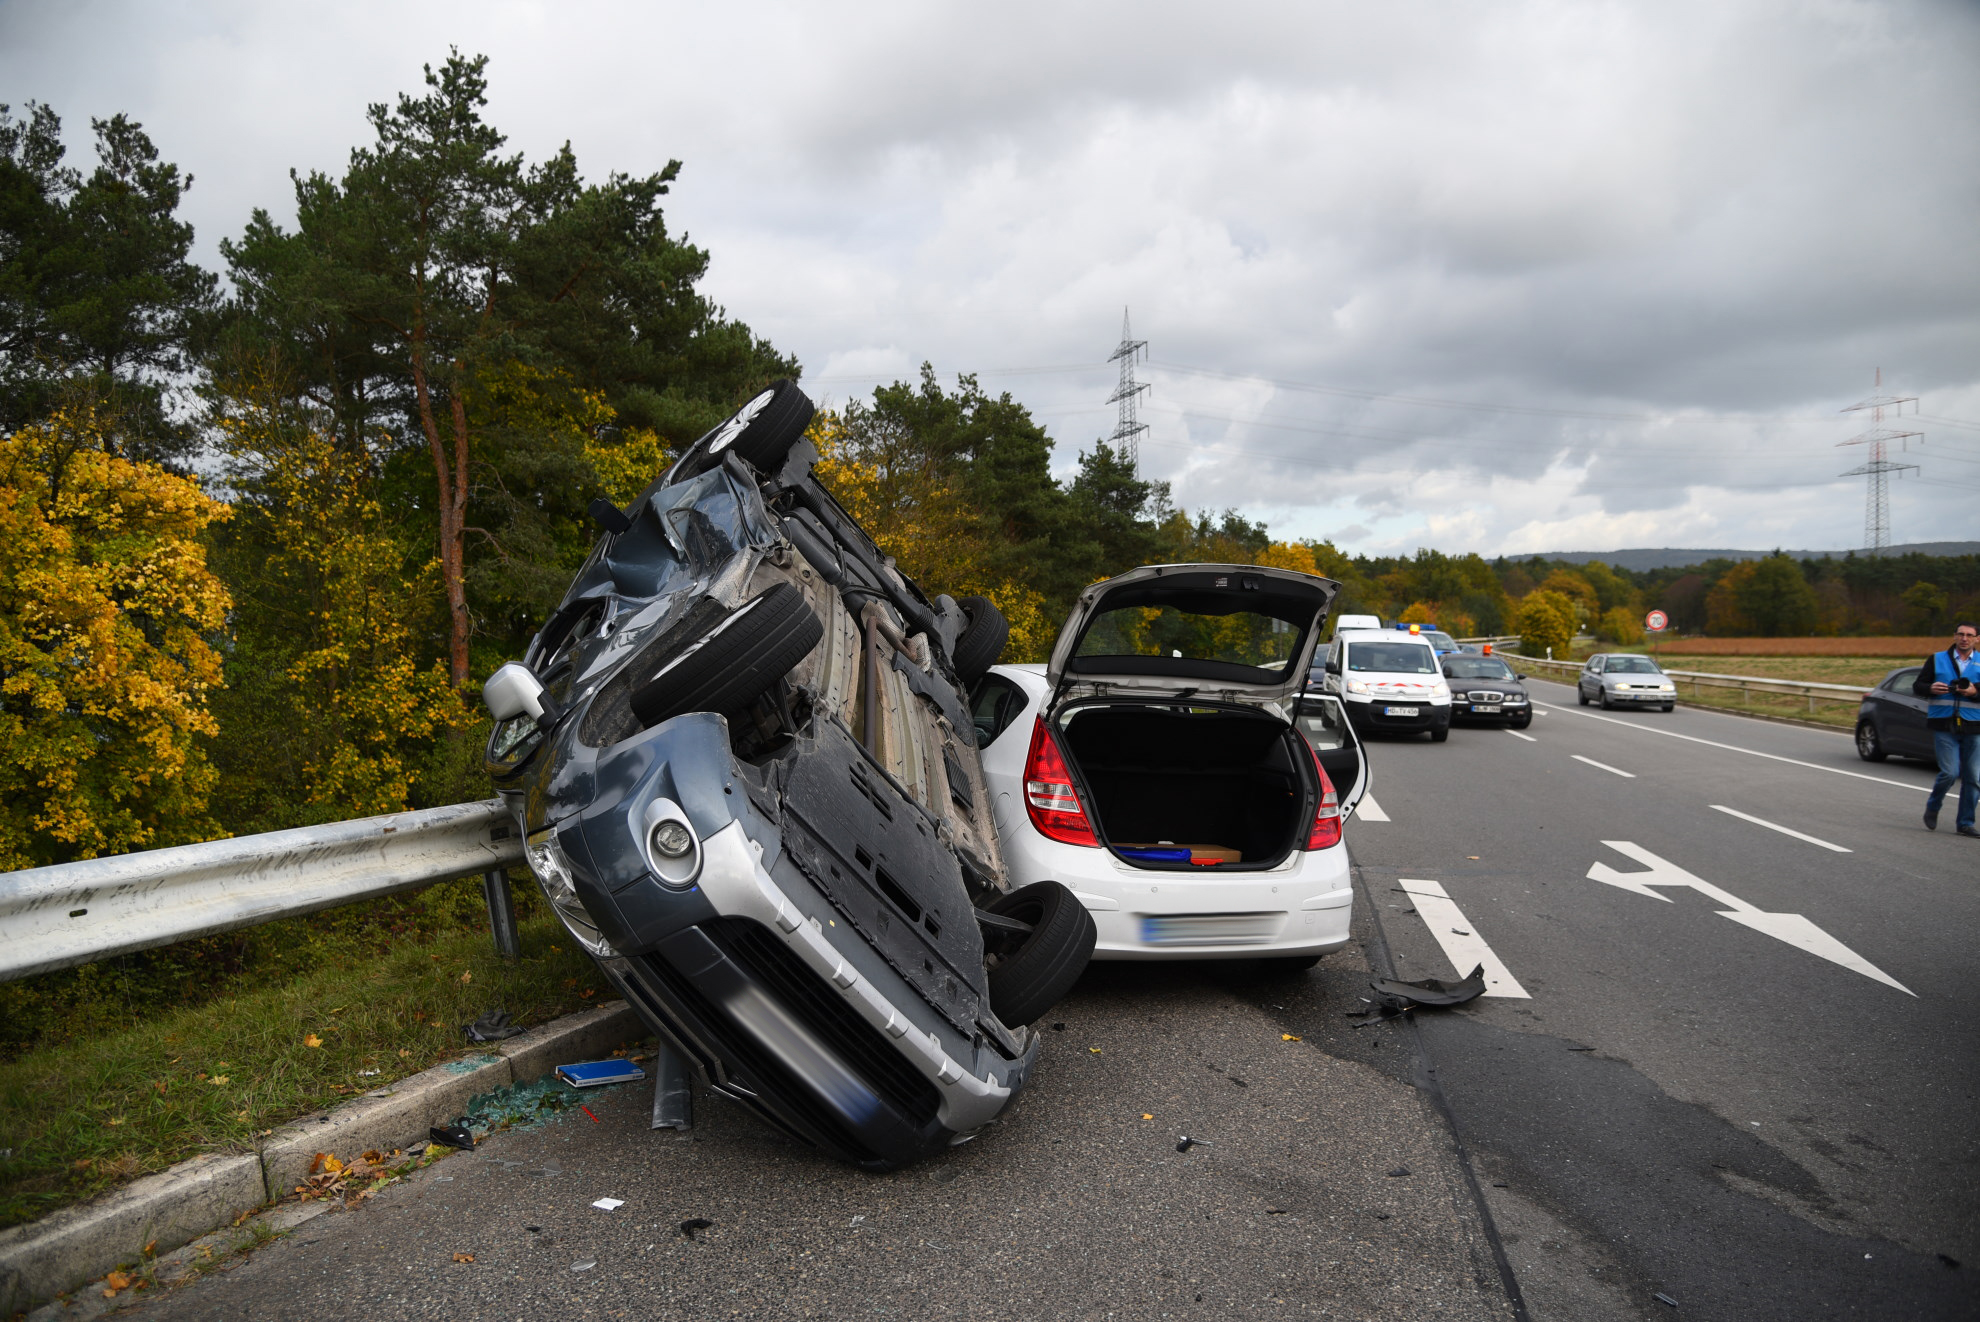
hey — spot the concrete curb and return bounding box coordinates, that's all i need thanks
[0,1001,643,1315]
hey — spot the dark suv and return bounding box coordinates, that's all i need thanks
[481,381,1094,1169]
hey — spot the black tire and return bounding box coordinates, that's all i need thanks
[629,581,822,727]
[1660,704,1674,713]
[1510,713,1532,729]
[1855,720,1888,762]
[950,595,1009,683]
[1429,722,1450,743]
[981,881,1096,1027]
[1264,954,1322,974]
[705,379,814,474]
[1578,687,1590,706]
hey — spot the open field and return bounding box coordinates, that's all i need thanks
[1648,655,1910,688]
[0,914,597,1230]
[1646,636,1944,657]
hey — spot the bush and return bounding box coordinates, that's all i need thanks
[1597,607,1645,645]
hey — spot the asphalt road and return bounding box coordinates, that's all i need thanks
[1332,680,1978,1321]
[90,685,1976,1321]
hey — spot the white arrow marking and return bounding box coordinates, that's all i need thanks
[1587,841,1912,995]
[1354,795,1391,822]
[1397,879,1529,998]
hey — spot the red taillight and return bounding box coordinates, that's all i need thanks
[1304,742,1342,850]
[1023,718,1099,847]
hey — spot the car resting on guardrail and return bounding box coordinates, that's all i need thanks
[479,380,1095,1170]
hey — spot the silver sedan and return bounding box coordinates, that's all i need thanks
[1577,653,1677,710]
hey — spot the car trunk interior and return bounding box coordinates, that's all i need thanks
[1058,705,1306,869]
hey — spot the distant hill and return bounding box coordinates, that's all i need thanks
[1506,542,1980,572]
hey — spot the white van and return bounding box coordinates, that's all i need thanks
[1322,628,1452,741]
[1332,613,1382,634]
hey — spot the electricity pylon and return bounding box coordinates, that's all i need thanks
[1838,368,1920,556]
[1106,309,1150,476]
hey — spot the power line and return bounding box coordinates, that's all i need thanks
[1837,370,1921,556]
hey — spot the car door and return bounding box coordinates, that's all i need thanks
[1579,656,1603,699]
[1878,667,1930,757]
[1292,693,1369,815]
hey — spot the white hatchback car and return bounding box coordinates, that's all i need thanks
[972,564,1370,968]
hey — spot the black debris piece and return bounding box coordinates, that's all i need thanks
[463,1010,526,1043]
[1369,964,1486,1008]
[1567,1045,1595,1052]
[1229,1077,1247,1087]
[679,1218,715,1240]
[1387,1166,1411,1178]
[1052,1023,1066,1032]
[1266,1208,1287,1215]
[1939,1254,1961,1269]
[1491,1181,1509,1188]
[1176,1136,1196,1152]
[1373,1212,1392,1220]
[526,1226,541,1233]
[1654,1292,1679,1307]
[429,1122,475,1150]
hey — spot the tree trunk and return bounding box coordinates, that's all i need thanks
[408,338,470,687]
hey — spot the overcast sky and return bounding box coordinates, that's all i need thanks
[5,0,1977,557]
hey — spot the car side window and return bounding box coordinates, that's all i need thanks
[1883,668,1920,693]
[968,673,1029,747]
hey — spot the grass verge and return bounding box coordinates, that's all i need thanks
[0,912,599,1230]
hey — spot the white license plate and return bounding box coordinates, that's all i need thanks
[1472,704,1502,713]
[1141,914,1282,946]
[1384,706,1420,716]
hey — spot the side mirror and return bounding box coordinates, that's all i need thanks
[1324,658,1339,674]
[484,661,553,722]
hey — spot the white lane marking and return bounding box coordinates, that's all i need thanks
[1528,697,1928,794]
[1353,795,1391,822]
[1709,805,1851,854]
[1504,728,1539,743]
[1587,842,1911,995]
[1396,878,1530,998]
[1571,754,1636,778]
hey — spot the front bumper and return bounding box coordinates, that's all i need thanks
[1342,696,1450,731]
[1451,695,1530,722]
[529,717,1033,1170]
[1001,828,1354,961]
[1602,688,1675,706]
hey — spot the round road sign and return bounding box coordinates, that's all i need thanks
[1645,610,1669,632]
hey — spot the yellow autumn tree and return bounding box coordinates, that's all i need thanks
[214,377,471,822]
[810,412,1055,660]
[0,406,232,868]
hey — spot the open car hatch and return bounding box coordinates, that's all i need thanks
[1045,563,1338,707]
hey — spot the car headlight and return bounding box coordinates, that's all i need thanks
[1431,683,1451,699]
[1504,694,1528,704]
[525,828,616,958]
[1347,680,1371,694]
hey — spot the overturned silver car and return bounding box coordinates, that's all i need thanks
[481,381,1095,1169]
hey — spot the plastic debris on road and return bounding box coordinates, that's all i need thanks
[1655,1293,1679,1307]
[462,1009,526,1043]
[429,1122,475,1150]
[592,1197,625,1211]
[1388,1166,1411,1178]
[1369,964,1487,1009]
[679,1218,715,1240]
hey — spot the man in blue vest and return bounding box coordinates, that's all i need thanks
[1913,622,1980,835]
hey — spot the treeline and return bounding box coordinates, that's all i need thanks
[0,54,1320,872]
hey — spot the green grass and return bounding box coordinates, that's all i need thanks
[0,910,600,1230]
[1530,651,1898,729]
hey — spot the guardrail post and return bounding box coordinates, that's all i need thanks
[483,868,520,960]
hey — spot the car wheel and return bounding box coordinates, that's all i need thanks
[1597,691,1612,710]
[1660,703,1674,713]
[1855,720,1888,762]
[981,881,1097,1027]
[704,378,814,475]
[1429,723,1450,743]
[1510,713,1532,729]
[1262,955,1322,975]
[629,581,823,728]
[1578,686,1590,706]
[950,595,1010,684]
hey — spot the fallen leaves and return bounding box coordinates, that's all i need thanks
[1141,1113,1154,1120]
[101,1270,132,1298]
[1282,1034,1303,1042]
[459,971,472,984]
[452,1252,475,1264]
[304,1033,324,1048]
[207,1075,230,1086]
[151,1080,168,1095]
[579,988,596,999]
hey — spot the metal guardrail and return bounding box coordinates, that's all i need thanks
[0,799,525,983]
[1501,653,1871,714]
